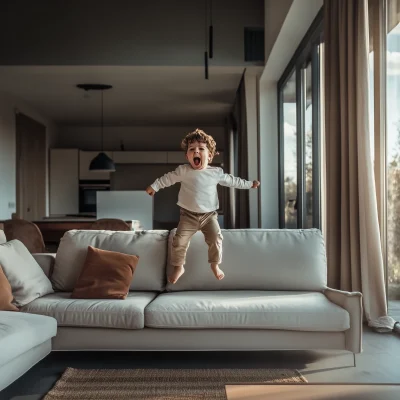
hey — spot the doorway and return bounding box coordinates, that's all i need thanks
[16,113,46,221]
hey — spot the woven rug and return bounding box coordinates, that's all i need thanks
[44,368,307,400]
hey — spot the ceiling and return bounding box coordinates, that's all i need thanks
[0,66,257,126]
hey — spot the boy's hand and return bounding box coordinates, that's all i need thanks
[146,186,155,196]
[251,180,260,189]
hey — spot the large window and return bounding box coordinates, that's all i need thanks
[369,0,400,304]
[278,12,323,229]
[386,0,400,300]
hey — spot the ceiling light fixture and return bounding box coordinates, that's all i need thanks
[204,0,213,80]
[76,83,115,172]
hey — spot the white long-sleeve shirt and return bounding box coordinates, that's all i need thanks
[150,164,253,213]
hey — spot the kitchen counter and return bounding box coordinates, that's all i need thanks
[33,218,133,251]
[37,218,97,222]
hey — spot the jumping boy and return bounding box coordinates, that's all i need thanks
[146,128,260,284]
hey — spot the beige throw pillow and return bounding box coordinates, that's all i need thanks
[0,229,6,244]
[0,240,54,306]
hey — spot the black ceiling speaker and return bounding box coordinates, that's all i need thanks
[77,84,115,172]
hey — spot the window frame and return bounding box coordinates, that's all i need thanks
[277,10,323,229]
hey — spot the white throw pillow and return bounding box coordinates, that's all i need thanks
[0,239,54,306]
[0,230,6,244]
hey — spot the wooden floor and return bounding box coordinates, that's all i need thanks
[1,313,400,400]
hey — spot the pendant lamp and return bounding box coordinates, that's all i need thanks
[76,84,115,172]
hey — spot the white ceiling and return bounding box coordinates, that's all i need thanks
[0,66,257,126]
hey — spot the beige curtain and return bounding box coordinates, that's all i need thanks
[324,0,394,330]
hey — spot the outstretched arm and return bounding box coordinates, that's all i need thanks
[146,166,184,196]
[218,168,260,189]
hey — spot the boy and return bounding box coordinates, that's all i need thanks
[146,128,260,284]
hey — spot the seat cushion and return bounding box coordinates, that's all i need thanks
[21,291,158,329]
[166,229,328,292]
[52,230,169,292]
[0,311,57,368]
[145,291,350,332]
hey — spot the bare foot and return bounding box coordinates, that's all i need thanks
[168,265,185,284]
[211,263,225,280]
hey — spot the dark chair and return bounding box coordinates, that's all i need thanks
[3,219,46,253]
[89,218,131,231]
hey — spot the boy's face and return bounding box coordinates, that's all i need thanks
[185,140,211,170]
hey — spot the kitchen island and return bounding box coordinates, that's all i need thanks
[33,217,133,251]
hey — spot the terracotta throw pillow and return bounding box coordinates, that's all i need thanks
[71,246,139,299]
[0,265,19,311]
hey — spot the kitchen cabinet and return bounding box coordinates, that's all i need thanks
[79,151,114,180]
[50,149,79,214]
[113,151,168,164]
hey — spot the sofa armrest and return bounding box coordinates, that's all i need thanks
[323,287,363,353]
[33,253,56,279]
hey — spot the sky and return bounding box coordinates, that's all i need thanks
[283,22,400,182]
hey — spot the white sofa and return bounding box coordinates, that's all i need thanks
[0,228,363,391]
[24,228,362,353]
[0,230,57,392]
[0,312,57,391]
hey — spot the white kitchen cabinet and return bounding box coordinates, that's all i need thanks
[166,151,224,165]
[113,151,168,164]
[79,151,114,180]
[50,149,79,214]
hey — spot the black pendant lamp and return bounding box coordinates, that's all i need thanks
[204,0,213,80]
[77,84,116,172]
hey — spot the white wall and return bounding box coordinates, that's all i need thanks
[264,0,294,61]
[258,0,323,228]
[0,0,263,67]
[0,92,59,219]
[56,126,225,151]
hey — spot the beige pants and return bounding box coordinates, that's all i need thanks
[171,208,223,266]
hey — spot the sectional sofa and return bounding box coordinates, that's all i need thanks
[0,228,363,391]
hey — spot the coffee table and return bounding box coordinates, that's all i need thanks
[225,383,400,399]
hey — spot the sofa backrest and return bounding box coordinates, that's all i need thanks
[166,228,327,291]
[52,230,169,292]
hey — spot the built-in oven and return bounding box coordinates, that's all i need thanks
[79,180,110,214]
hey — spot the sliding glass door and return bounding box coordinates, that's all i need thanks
[278,12,323,229]
[369,0,400,308]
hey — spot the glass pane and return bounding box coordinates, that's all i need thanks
[386,2,400,301]
[283,71,297,228]
[304,63,313,228]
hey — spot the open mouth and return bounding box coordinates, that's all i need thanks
[193,157,201,167]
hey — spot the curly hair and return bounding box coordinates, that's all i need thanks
[180,128,219,160]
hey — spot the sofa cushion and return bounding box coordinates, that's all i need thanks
[0,240,54,306]
[52,230,168,292]
[0,265,19,311]
[145,291,350,332]
[166,229,327,291]
[21,291,158,329]
[0,311,57,369]
[71,246,139,299]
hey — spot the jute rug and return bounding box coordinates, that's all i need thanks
[44,368,307,400]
